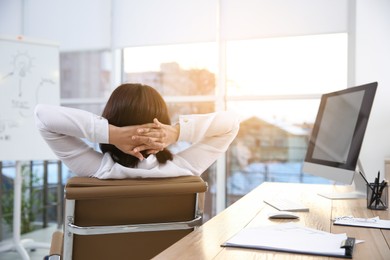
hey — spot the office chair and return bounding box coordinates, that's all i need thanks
[46,175,207,260]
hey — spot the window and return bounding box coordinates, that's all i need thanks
[226,33,348,206]
[226,34,348,96]
[121,33,348,216]
[60,50,112,101]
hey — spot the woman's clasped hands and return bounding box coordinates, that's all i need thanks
[108,118,180,161]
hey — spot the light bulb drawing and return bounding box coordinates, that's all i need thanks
[11,51,34,97]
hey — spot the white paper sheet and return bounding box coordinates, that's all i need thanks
[223,223,349,257]
[334,216,390,229]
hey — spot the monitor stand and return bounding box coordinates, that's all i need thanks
[318,161,367,200]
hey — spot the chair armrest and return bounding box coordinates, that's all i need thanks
[47,230,63,260]
[67,214,202,236]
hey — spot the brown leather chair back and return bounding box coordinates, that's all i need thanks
[64,176,207,260]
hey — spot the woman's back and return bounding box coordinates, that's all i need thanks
[34,83,240,179]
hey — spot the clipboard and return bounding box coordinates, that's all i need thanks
[221,223,355,258]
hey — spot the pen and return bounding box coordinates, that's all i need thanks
[359,171,373,191]
[369,175,379,207]
[369,172,380,208]
[377,180,387,197]
[375,180,387,208]
[375,171,380,194]
[374,172,383,208]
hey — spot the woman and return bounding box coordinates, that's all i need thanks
[34,83,240,178]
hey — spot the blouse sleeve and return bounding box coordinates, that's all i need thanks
[34,104,108,177]
[174,111,240,175]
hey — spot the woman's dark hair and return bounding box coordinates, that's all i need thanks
[99,83,173,167]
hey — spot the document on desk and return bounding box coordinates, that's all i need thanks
[334,216,390,229]
[222,223,354,258]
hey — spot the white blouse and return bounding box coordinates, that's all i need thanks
[34,104,240,179]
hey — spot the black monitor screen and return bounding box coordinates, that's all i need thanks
[305,82,377,171]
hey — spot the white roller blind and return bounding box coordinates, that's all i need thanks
[2,0,349,51]
[221,0,349,40]
[24,0,111,51]
[114,0,348,48]
[113,0,217,48]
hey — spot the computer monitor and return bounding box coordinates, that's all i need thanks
[302,82,377,199]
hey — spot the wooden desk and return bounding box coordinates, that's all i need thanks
[154,182,390,259]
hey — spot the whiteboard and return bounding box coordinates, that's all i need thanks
[0,36,60,161]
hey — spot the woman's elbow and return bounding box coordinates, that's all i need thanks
[216,111,240,135]
[34,104,46,129]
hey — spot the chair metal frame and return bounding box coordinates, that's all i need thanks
[48,182,206,260]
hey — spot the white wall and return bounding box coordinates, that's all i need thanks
[354,0,390,181]
[0,0,23,35]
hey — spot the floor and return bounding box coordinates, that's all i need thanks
[0,224,58,260]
